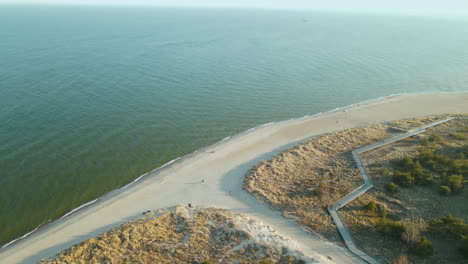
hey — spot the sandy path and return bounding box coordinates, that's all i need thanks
[1,93,467,264]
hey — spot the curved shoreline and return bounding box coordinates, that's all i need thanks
[1,93,402,249]
[0,91,417,249]
[1,92,467,264]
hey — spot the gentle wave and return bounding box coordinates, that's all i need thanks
[60,199,98,219]
[260,122,275,127]
[121,156,183,190]
[1,227,38,249]
[159,157,181,169]
[220,136,231,142]
[121,174,146,190]
[1,198,99,249]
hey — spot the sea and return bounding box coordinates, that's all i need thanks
[1,5,468,246]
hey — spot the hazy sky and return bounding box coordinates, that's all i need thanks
[2,0,468,16]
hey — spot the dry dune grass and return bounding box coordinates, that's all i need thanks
[244,115,445,242]
[41,114,464,264]
[41,207,305,264]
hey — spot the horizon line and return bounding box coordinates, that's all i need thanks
[2,2,468,18]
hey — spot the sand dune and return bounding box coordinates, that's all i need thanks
[1,93,467,264]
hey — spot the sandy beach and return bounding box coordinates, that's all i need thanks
[1,93,467,264]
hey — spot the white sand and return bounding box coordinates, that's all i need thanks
[232,214,328,263]
[1,93,467,264]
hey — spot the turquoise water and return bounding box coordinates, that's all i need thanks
[1,6,468,246]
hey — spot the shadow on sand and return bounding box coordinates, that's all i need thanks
[218,135,327,263]
[19,135,322,263]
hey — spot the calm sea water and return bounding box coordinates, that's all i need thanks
[1,6,468,245]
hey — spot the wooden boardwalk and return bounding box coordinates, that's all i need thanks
[328,117,454,264]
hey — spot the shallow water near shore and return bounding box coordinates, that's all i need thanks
[1,6,468,246]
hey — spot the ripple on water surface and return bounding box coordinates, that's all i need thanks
[1,7,468,246]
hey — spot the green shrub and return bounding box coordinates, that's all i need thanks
[431,216,468,257]
[448,175,463,193]
[377,218,406,238]
[412,161,424,177]
[429,133,441,142]
[424,159,438,171]
[422,173,434,185]
[430,215,468,239]
[450,132,466,140]
[401,157,414,170]
[413,172,430,184]
[439,185,451,195]
[258,258,273,264]
[416,148,463,175]
[376,203,388,217]
[379,207,388,218]
[386,182,398,193]
[366,201,377,212]
[409,237,434,257]
[412,162,433,185]
[393,171,415,187]
[421,138,430,146]
[381,167,391,176]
